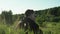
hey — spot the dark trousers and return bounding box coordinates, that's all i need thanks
[33,29,43,34]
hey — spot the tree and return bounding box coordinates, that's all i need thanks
[1,10,13,25]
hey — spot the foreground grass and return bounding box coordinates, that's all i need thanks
[0,22,60,34]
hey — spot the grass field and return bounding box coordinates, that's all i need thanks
[0,22,60,34]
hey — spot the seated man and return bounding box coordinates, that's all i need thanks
[16,9,43,34]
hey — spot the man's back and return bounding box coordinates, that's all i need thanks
[24,18,39,31]
[21,17,43,34]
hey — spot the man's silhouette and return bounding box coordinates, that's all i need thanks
[16,9,43,34]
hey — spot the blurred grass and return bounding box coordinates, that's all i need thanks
[0,22,60,34]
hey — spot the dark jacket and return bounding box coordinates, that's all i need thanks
[21,17,39,31]
[19,17,43,34]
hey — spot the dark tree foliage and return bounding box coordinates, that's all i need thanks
[1,10,13,25]
[35,6,60,23]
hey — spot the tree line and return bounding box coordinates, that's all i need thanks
[0,6,60,26]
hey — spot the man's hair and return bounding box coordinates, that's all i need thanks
[25,9,34,17]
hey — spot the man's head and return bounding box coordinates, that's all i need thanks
[25,9,34,17]
[25,9,36,20]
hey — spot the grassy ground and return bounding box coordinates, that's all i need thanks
[0,22,60,34]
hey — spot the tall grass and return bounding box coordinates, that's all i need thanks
[0,22,60,34]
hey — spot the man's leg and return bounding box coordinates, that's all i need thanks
[33,30,38,34]
[25,31,28,34]
[39,29,43,34]
[33,30,43,34]
[24,25,28,34]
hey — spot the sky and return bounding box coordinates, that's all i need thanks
[0,0,60,14]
